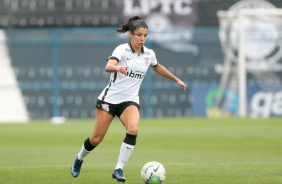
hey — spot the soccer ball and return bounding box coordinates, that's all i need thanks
[141,161,166,184]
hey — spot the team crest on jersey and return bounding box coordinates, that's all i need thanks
[144,51,150,55]
[144,57,150,66]
[101,103,109,112]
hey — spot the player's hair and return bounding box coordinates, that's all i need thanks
[116,16,148,34]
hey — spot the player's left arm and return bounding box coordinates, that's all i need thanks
[152,64,187,91]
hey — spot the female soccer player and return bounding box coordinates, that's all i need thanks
[71,15,187,182]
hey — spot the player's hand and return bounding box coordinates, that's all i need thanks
[176,80,187,91]
[116,66,128,76]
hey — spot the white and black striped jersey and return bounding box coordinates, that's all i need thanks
[98,43,158,104]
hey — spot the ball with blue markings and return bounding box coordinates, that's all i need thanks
[141,161,166,184]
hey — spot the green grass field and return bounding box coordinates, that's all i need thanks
[0,118,282,184]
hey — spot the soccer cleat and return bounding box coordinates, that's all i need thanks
[112,168,126,182]
[71,156,83,177]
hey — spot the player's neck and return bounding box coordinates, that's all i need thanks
[133,46,142,55]
[130,42,142,55]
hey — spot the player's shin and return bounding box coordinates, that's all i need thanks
[77,137,96,160]
[115,133,137,170]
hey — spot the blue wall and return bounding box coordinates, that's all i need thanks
[7,28,219,119]
[6,28,281,119]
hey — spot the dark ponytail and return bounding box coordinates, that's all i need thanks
[116,16,148,34]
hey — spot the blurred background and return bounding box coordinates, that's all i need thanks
[0,0,282,122]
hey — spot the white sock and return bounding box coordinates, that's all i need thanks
[77,144,91,160]
[115,142,135,170]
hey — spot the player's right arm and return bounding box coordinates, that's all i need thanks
[105,44,128,75]
[105,58,128,75]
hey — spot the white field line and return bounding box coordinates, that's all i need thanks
[0,161,281,169]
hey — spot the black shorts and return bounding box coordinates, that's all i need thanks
[96,99,139,118]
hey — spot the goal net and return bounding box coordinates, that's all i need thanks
[215,8,282,118]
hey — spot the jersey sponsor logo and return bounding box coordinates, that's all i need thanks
[127,70,145,80]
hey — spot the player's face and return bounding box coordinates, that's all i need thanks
[130,27,148,50]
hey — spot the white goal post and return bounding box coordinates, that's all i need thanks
[217,8,282,118]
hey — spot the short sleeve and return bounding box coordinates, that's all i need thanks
[108,45,124,62]
[150,50,158,67]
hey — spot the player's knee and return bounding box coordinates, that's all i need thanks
[89,135,103,145]
[127,125,139,135]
